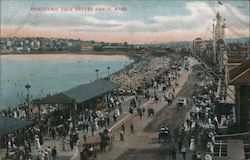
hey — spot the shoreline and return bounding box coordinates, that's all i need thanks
[0,50,139,56]
[0,54,141,110]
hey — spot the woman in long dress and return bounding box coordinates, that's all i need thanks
[189,138,196,151]
[35,135,41,149]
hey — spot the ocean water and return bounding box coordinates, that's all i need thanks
[0,54,133,109]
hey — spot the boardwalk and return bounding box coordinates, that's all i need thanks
[73,58,195,160]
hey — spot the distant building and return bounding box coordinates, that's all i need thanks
[15,47,23,52]
[80,41,93,51]
[67,42,73,47]
[24,40,29,45]
[34,41,40,47]
[179,48,191,55]
[227,43,249,64]
[6,41,12,47]
[23,46,31,53]
[30,41,34,47]
[102,45,131,51]
[192,37,212,53]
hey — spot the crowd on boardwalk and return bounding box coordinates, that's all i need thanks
[0,54,183,160]
[172,68,231,160]
[1,54,219,160]
[0,94,127,159]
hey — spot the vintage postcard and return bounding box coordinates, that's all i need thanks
[0,0,249,160]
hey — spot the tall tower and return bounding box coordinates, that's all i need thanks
[214,11,224,42]
[212,11,226,64]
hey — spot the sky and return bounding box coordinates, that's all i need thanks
[1,0,249,43]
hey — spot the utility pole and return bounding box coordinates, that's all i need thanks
[25,83,31,120]
[107,66,110,77]
[212,23,216,64]
[95,69,99,80]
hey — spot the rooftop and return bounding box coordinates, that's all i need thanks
[34,79,120,104]
[229,59,250,85]
[0,116,32,136]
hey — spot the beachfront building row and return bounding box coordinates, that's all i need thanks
[0,37,81,53]
[0,37,142,53]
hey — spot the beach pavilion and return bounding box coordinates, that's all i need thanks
[0,116,32,137]
[33,79,121,121]
[0,116,32,158]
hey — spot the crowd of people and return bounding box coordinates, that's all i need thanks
[173,68,230,160]
[1,54,189,160]
[110,55,171,93]
[1,105,28,119]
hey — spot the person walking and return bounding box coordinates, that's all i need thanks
[106,117,110,126]
[147,108,151,118]
[139,110,143,120]
[181,145,186,160]
[121,123,125,134]
[44,149,49,160]
[35,135,41,149]
[113,113,117,122]
[47,146,52,160]
[70,138,74,151]
[120,130,124,141]
[83,134,87,143]
[91,125,94,136]
[152,108,155,116]
[142,107,145,115]
[51,146,57,160]
[86,123,89,133]
[119,106,123,115]
[51,128,55,139]
[130,123,135,135]
[190,138,196,152]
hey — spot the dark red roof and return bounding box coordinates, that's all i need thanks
[229,59,250,85]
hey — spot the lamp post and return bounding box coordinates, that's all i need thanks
[25,83,31,120]
[107,66,110,77]
[95,69,99,80]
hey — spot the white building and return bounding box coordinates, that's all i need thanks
[30,41,34,47]
[24,40,29,45]
[6,41,12,47]
[34,41,40,47]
